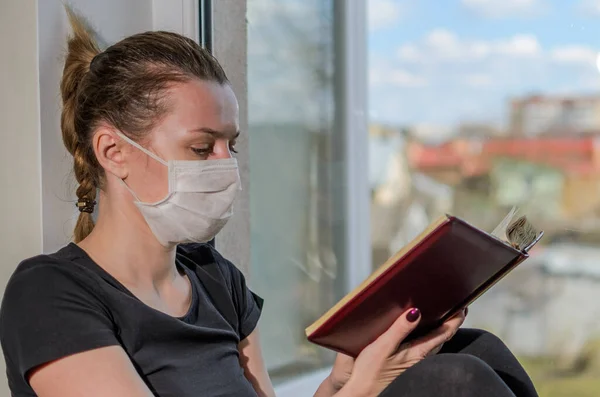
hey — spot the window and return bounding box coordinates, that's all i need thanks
[368,0,600,394]
[247,0,345,383]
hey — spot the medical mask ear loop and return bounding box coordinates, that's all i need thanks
[118,178,143,202]
[115,131,170,203]
[115,131,169,167]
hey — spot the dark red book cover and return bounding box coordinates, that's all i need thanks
[305,215,532,358]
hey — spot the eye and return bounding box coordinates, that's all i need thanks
[191,145,213,158]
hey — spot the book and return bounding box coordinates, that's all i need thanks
[305,208,543,357]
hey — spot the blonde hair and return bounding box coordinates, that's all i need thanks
[60,6,229,242]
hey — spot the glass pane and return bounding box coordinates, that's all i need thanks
[369,0,600,394]
[247,0,343,383]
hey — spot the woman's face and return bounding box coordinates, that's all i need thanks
[122,79,240,203]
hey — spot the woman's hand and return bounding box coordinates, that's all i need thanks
[323,307,466,397]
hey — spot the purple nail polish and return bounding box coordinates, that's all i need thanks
[406,308,420,322]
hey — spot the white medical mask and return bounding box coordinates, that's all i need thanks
[116,131,240,246]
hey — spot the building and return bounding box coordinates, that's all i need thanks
[509,95,600,137]
[407,136,600,235]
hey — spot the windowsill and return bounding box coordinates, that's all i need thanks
[273,367,332,397]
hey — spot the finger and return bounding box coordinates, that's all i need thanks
[444,309,467,328]
[403,312,465,357]
[446,307,468,320]
[403,326,451,358]
[370,308,421,356]
[334,352,354,367]
[427,343,444,357]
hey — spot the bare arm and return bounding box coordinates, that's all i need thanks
[238,329,276,397]
[29,346,154,397]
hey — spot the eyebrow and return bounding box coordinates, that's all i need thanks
[190,127,240,139]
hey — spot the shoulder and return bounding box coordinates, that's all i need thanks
[0,245,111,334]
[3,245,104,302]
[0,247,120,388]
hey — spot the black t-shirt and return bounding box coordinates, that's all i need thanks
[0,243,263,397]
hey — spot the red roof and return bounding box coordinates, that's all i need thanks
[409,137,600,177]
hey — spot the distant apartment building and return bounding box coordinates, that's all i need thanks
[510,95,600,137]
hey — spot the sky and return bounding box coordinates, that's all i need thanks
[368,0,600,129]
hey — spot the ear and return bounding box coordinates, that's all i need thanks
[92,126,128,180]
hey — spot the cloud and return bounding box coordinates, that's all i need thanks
[551,45,597,65]
[397,29,541,62]
[461,0,544,18]
[371,29,600,126]
[464,74,494,87]
[387,70,429,87]
[369,0,405,31]
[397,44,421,62]
[370,64,428,87]
[578,0,600,15]
[395,29,600,75]
[496,35,541,56]
[424,29,462,58]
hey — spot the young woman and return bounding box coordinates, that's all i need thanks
[0,8,538,397]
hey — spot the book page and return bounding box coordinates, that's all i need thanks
[490,206,519,241]
[490,206,542,251]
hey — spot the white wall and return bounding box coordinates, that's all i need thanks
[0,0,43,274]
[0,2,43,395]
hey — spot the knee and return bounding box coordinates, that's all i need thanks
[421,353,490,377]
[461,328,505,344]
[452,328,509,352]
[380,354,514,396]
[413,354,506,390]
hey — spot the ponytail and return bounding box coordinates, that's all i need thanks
[60,5,102,243]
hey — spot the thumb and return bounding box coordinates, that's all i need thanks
[371,308,421,356]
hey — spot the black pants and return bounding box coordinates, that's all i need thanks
[379,329,538,397]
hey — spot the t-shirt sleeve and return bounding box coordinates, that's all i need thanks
[0,262,120,383]
[230,265,263,340]
[212,252,263,341]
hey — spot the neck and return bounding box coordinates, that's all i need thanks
[78,191,178,288]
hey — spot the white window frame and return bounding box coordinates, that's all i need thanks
[338,0,372,293]
[152,0,199,40]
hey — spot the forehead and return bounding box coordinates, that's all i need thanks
[166,79,239,129]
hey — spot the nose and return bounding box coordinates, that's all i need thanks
[211,140,234,160]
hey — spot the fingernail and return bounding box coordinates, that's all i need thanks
[406,308,420,322]
[464,307,469,316]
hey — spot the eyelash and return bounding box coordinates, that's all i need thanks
[191,147,212,156]
[191,142,238,157]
